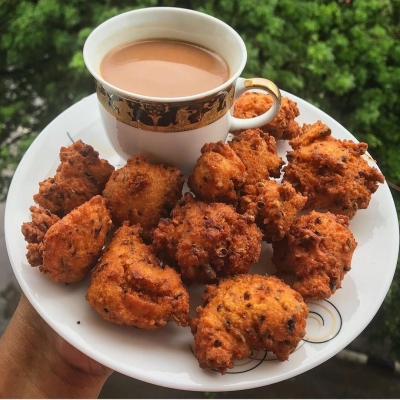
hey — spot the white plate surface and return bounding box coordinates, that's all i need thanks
[5,91,399,392]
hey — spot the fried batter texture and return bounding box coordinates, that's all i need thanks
[228,129,284,184]
[86,223,189,329]
[21,206,60,267]
[188,141,246,203]
[282,121,385,219]
[32,195,112,283]
[33,140,115,217]
[238,180,307,243]
[152,193,262,284]
[272,211,357,301]
[191,274,308,374]
[233,92,302,140]
[102,154,184,241]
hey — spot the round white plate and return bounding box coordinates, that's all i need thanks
[5,91,399,392]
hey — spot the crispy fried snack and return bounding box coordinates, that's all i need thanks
[282,121,385,219]
[38,195,112,283]
[102,154,184,242]
[228,128,284,184]
[272,211,357,301]
[86,223,189,329]
[238,180,307,243]
[21,206,60,267]
[233,92,302,140]
[152,193,262,284]
[188,141,246,203]
[191,274,308,374]
[33,140,115,217]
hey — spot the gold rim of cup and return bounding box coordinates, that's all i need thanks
[96,80,236,133]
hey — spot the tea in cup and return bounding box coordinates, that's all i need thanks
[83,7,281,174]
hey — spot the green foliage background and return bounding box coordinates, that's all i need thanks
[1,0,399,358]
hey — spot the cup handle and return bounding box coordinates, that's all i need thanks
[229,77,282,132]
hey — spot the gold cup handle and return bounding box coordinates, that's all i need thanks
[229,77,282,132]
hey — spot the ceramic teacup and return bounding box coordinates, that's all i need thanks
[83,7,281,174]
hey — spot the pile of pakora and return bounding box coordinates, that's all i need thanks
[21,91,385,374]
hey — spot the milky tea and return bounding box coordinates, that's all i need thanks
[100,39,230,98]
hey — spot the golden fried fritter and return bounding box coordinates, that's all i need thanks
[228,128,284,184]
[102,154,184,242]
[152,193,262,284]
[272,211,357,301]
[21,206,60,267]
[33,140,115,217]
[39,195,112,283]
[233,92,302,140]
[282,121,385,219]
[187,141,246,203]
[238,180,307,243]
[86,223,189,329]
[191,274,308,374]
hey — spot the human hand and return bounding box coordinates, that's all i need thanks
[0,293,113,398]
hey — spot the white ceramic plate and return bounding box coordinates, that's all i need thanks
[5,92,399,392]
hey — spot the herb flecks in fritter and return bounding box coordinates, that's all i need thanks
[272,211,357,301]
[188,141,246,204]
[102,154,183,242]
[233,92,302,140]
[191,274,308,374]
[282,120,385,219]
[153,193,262,284]
[228,128,284,184]
[33,140,114,217]
[86,222,189,329]
[21,206,60,267]
[238,180,307,243]
[39,195,112,283]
